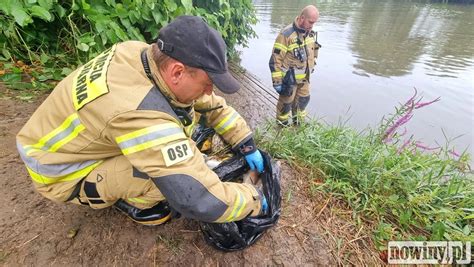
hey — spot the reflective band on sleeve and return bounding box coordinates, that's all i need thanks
[305,37,315,44]
[214,111,240,135]
[225,190,246,222]
[26,160,102,185]
[17,141,100,178]
[115,123,186,155]
[273,43,287,52]
[288,43,299,50]
[24,113,85,155]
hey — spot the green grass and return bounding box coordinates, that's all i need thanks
[255,118,473,249]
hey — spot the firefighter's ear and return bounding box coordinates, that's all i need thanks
[169,62,186,85]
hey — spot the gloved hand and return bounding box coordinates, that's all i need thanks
[245,150,264,173]
[238,138,264,173]
[273,84,282,94]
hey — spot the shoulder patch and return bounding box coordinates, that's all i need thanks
[161,139,194,167]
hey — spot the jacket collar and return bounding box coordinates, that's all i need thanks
[293,17,307,35]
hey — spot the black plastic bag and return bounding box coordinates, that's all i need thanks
[200,150,281,251]
[191,122,215,153]
[211,154,249,182]
[280,68,296,97]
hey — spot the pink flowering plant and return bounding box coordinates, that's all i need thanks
[257,88,473,250]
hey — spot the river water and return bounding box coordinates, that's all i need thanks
[237,0,474,160]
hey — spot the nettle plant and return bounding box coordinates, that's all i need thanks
[0,0,257,90]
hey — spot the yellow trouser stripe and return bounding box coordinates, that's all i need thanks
[277,113,290,121]
[127,197,152,204]
[28,160,102,185]
[272,71,284,78]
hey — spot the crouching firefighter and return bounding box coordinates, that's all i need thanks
[269,5,321,126]
[16,16,267,226]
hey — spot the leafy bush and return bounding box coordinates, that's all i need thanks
[0,0,257,66]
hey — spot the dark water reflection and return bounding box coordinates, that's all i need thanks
[237,0,474,160]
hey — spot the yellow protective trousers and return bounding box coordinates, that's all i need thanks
[34,155,164,209]
[276,82,310,124]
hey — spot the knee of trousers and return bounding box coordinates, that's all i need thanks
[33,179,81,203]
[294,95,310,110]
[79,156,165,209]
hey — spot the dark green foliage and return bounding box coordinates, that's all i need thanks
[0,0,256,72]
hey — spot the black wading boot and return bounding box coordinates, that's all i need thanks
[114,199,172,226]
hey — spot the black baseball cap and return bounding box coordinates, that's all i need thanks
[157,16,240,94]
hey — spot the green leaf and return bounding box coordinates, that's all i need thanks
[61,67,73,76]
[145,0,155,9]
[11,67,23,74]
[110,22,128,41]
[12,82,34,90]
[462,224,471,236]
[129,27,145,41]
[17,94,34,101]
[152,11,163,24]
[115,3,127,18]
[35,74,49,81]
[81,0,91,10]
[38,0,53,10]
[164,0,177,12]
[180,0,193,12]
[40,52,50,64]
[55,5,66,18]
[30,5,52,21]
[430,222,445,240]
[2,49,12,60]
[464,213,474,220]
[11,6,33,26]
[0,73,22,83]
[72,1,80,10]
[77,43,89,52]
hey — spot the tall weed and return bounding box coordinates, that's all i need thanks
[256,93,473,249]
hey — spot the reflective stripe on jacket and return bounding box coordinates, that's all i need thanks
[16,41,261,222]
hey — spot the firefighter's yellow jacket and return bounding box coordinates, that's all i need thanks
[269,17,321,86]
[16,41,262,222]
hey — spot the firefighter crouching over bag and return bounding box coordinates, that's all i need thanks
[269,5,321,126]
[16,16,268,226]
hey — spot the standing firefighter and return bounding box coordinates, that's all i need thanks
[269,5,321,126]
[16,16,267,225]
